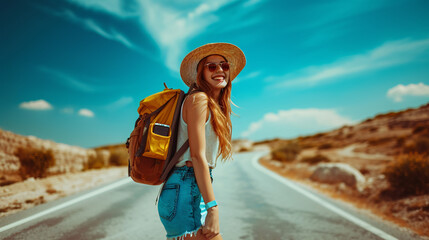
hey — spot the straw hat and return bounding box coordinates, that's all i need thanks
[180,43,246,87]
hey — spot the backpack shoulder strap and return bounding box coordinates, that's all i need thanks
[159,139,189,181]
[155,140,188,205]
[158,84,201,179]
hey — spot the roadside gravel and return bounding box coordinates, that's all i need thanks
[0,167,128,218]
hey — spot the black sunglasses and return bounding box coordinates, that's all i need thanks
[204,62,230,72]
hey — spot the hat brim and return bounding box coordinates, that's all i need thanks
[180,43,246,87]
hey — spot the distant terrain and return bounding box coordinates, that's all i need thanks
[0,129,129,217]
[233,102,429,237]
[1,103,428,238]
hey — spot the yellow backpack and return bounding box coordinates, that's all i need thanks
[126,83,192,185]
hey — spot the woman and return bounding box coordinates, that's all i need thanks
[157,43,246,240]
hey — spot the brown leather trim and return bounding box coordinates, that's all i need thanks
[165,90,185,161]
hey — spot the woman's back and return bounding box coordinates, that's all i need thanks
[175,94,219,168]
[157,43,245,240]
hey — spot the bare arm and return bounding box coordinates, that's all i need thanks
[183,92,215,204]
[183,92,221,239]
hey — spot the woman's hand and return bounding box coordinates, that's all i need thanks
[202,206,220,239]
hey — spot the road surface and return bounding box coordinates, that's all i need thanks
[0,150,423,239]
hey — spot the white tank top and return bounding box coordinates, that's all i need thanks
[175,96,219,168]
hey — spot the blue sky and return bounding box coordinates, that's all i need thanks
[1,0,429,148]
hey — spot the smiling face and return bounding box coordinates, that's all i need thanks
[202,55,230,90]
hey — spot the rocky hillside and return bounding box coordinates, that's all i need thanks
[248,102,429,237]
[255,102,429,156]
[0,129,110,185]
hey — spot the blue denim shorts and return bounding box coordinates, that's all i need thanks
[157,166,213,240]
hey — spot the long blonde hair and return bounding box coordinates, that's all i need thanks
[193,55,233,161]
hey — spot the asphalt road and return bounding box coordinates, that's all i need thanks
[0,150,424,240]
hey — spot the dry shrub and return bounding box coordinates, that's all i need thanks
[271,141,301,162]
[318,143,332,149]
[359,167,370,175]
[346,133,354,138]
[404,136,429,155]
[14,147,55,179]
[374,111,400,119]
[395,137,405,147]
[301,154,330,165]
[384,153,429,196]
[299,143,316,149]
[109,148,129,166]
[412,124,427,134]
[313,133,326,138]
[367,137,392,146]
[84,151,107,170]
[369,127,378,132]
[254,139,278,145]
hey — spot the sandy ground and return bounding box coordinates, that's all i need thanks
[0,167,128,218]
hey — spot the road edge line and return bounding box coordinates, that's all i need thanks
[251,154,398,240]
[0,177,131,233]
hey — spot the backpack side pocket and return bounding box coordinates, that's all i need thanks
[143,123,171,160]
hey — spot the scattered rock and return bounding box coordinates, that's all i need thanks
[269,160,283,168]
[24,196,44,205]
[46,188,57,194]
[25,177,35,182]
[310,163,366,191]
[338,182,347,192]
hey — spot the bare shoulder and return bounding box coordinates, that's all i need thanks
[183,91,209,123]
[184,92,208,109]
[190,91,209,103]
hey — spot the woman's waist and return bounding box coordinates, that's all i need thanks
[177,160,214,169]
[170,162,213,180]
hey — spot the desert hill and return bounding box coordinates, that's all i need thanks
[300,102,428,155]
[246,102,429,237]
[252,102,429,156]
[0,130,127,217]
[0,129,127,186]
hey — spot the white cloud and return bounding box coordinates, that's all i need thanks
[243,0,264,7]
[136,0,231,71]
[78,108,95,117]
[59,0,231,71]
[38,66,98,92]
[241,108,355,140]
[233,71,261,84]
[269,38,429,88]
[56,9,142,53]
[38,66,123,93]
[61,0,263,73]
[19,99,53,110]
[66,0,136,18]
[387,82,429,102]
[104,96,134,110]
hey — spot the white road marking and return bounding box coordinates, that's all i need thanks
[251,153,398,240]
[0,177,131,233]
